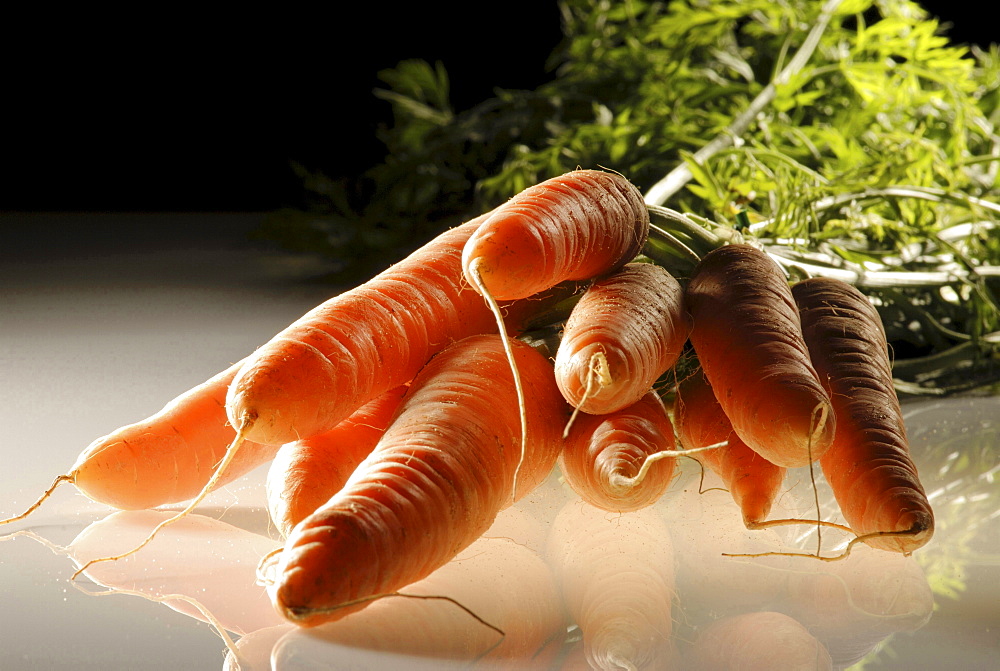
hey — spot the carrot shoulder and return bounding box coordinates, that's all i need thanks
[226,214,568,446]
[792,276,934,553]
[558,390,677,513]
[684,243,835,468]
[461,169,649,302]
[265,384,409,537]
[554,262,690,414]
[268,334,570,627]
[674,367,786,528]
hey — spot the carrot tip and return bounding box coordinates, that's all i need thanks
[0,473,74,526]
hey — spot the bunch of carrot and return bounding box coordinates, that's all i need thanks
[3,168,936,666]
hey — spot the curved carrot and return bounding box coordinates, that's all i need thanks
[461,169,649,302]
[1,360,277,523]
[684,611,833,671]
[268,334,570,627]
[553,262,690,415]
[792,276,934,553]
[684,243,835,468]
[558,390,677,513]
[226,213,571,447]
[546,499,677,671]
[265,385,409,538]
[675,367,786,527]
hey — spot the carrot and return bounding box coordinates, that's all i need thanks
[684,611,833,671]
[0,360,277,524]
[558,389,678,513]
[226,212,572,448]
[545,499,677,671]
[553,262,690,415]
[684,243,836,468]
[267,333,570,627]
[270,534,567,669]
[265,384,409,538]
[675,367,787,528]
[792,276,934,554]
[461,169,649,302]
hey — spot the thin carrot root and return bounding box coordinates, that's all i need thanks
[562,350,612,439]
[0,474,73,526]
[282,592,506,640]
[607,441,727,491]
[255,547,284,587]
[71,431,249,580]
[467,257,529,499]
[721,527,928,563]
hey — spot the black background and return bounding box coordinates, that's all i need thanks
[2,2,990,214]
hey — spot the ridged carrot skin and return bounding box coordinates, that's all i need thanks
[71,360,278,510]
[792,276,934,553]
[684,243,835,468]
[461,169,650,301]
[265,385,409,537]
[558,390,677,513]
[554,262,690,414]
[268,334,570,627]
[226,214,570,446]
[674,368,786,527]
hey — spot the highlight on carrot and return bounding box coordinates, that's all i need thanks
[674,367,786,528]
[683,242,836,468]
[546,498,677,671]
[792,276,935,554]
[267,333,570,627]
[461,169,650,303]
[265,384,409,538]
[0,360,277,526]
[553,261,690,416]
[558,389,678,513]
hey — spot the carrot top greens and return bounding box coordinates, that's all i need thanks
[260,0,1000,395]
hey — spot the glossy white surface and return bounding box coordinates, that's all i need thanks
[2,214,998,670]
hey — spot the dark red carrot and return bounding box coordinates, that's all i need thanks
[558,390,677,513]
[675,367,787,528]
[267,334,570,627]
[684,243,836,468]
[553,262,690,415]
[792,276,934,553]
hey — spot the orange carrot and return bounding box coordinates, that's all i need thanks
[226,212,571,448]
[792,276,934,553]
[558,390,677,513]
[675,367,787,527]
[546,499,677,670]
[267,334,570,627]
[684,611,833,671]
[0,360,277,523]
[461,169,649,302]
[684,243,835,468]
[270,534,567,669]
[265,385,409,537]
[553,262,690,415]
